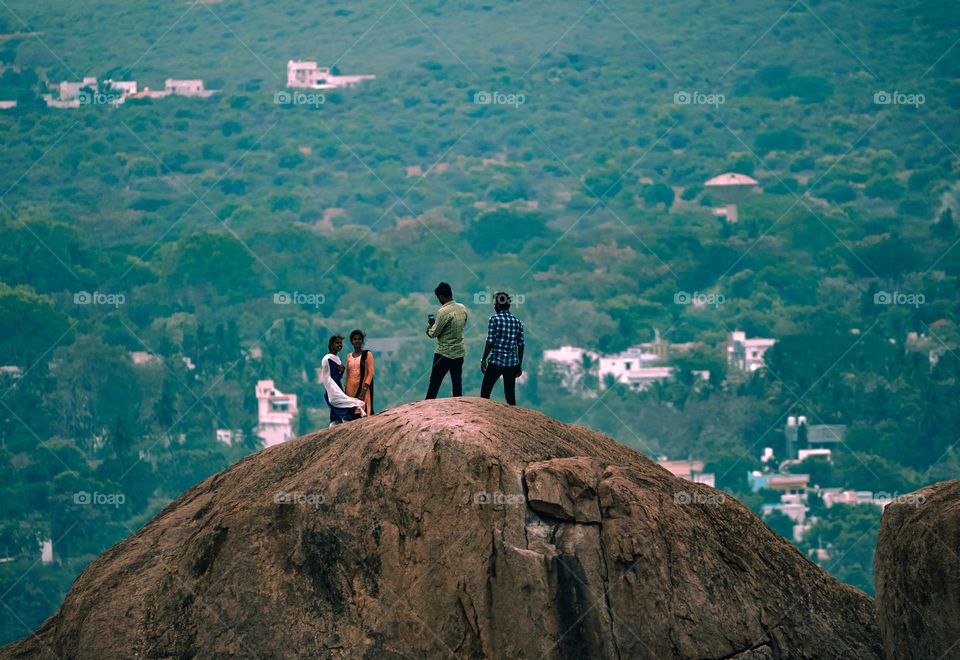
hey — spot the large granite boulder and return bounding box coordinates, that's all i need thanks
[875,479,960,659]
[3,398,882,658]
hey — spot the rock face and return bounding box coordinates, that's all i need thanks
[3,398,881,659]
[875,479,960,659]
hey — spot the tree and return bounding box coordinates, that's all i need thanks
[154,376,178,434]
[583,168,623,198]
[643,183,675,209]
[48,336,141,446]
[864,176,904,200]
[755,128,805,153]
[0,284,72,367]
[933,208,955,238]
[110,413,135,458]
[160,232,264,304]
[464,208,553,256]
[820,181,857,203]
[763,510,795,539]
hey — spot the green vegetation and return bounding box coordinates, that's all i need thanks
[0,0,958,642]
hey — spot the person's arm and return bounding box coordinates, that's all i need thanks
[516,323,525,375]
[361,352,374,394]
[427,310,448,338]
[481,316,495,373]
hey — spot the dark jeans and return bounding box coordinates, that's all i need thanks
[425,354,463,399]
[480,363,519,405]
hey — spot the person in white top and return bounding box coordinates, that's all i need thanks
[320,335,367,427]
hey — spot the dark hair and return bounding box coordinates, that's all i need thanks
[434,282,453,298]
[327,334,344,351]
[349,329,366,346]
[494,291,511,309]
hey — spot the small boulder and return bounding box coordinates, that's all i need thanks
[524,456,602,522]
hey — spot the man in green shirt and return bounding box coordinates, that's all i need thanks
[425,282,468,399]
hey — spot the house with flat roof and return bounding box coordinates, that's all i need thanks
[657,458,715,487]
[541,346,599,390]
[727,330,775,372]
[748,471,810,494]
[165,79,217,97]
[286,60,375,89]
[599,346,670,390]
[784,415,847,458]
[256,380,298,448]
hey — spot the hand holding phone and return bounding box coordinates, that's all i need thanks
[428,314,436,326]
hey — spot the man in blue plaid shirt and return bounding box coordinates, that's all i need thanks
[480,291,525,405]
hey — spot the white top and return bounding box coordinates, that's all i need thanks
[320,354,367,412]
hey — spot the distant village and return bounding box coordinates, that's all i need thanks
[1,321,946,566]
[0,59,375,110]
[222,327,938,564]
[233,328,932,561]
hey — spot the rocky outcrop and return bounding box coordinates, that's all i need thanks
[2,398,882,659]
[875,479,960,660]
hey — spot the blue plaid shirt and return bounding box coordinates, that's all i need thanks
[485,310,524,367]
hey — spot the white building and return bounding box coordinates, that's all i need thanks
[130,351,157,365]
[599,347,672,390]
[105,79,137,95]
[784,415,847,458]
[0,101,17,110]
[49,77,138,107]
[58,76,98,100]
[727,330,775,372]
[216,429,244,446]
[657,459,715,487]
[40,539,53,564]
[541,346,599,389]
[286,60,375,89]
[164,79,216,97]
[256,380,298,448]
[798,448,832,462]
[821,489,894,509]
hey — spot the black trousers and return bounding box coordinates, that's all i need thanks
[425,354,463,399]
[480,364,518,405]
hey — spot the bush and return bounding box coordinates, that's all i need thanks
[864,176,904,200]
[820,181,857,203]
[755,128,805,152]
[268,194,301,212]
[124,158,159,178]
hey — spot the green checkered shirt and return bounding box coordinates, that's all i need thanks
[428,300,468,359]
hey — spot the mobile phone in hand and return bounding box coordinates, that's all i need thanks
[428,314,436,325]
